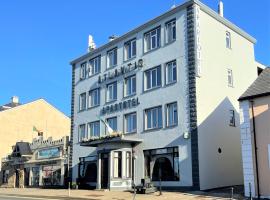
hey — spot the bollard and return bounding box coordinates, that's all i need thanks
[159,178,162,196]
[230,187,234,199]
[132,183,136,200]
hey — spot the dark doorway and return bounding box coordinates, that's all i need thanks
[100,153,109,189]
[152,157,174,181]
[15,170,19,188]
[24,168,30,187]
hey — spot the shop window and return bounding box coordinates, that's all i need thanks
[113,152,122,178]
[126,152,132,178]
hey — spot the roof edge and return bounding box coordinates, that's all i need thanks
[238,92,270,101]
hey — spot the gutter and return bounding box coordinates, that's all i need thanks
[250,100,260,199]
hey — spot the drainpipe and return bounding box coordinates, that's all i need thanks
[250,100,260,199]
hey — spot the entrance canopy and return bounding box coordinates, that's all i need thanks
[80,135,143,147]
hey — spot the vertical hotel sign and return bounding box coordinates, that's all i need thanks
[194,5,202,77]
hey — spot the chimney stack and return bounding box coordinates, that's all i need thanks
[88,35,96,52]
[218,1,224,17]
[11,96,19,104]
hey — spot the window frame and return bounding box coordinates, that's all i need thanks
[126,152,132,178]
[124,75,136,97]
[107,48,118,69]
[78,124,86,142]
[106,81,117,102]
[144,106,163,131]
[113,151,122,178]
[80,62,87,80]
[124,38,136,61]
[79,92,87,111]
[88,88,100,108]
[227,68,233,87]
[165,19,176,44]
[165,60,177,85]
[89,55,101,76]
[144,26,161,53]
[166,102,178,127]
[87,121,100,138]
[229,110,235,127]
[106,116,117,134]
[144,65,162,91]
[124,112,137,134]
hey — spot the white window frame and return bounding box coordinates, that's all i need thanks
[229,110,235,126]
[79,93,86,111]
[165,19,176,44]
[106,82,117,102]
[107,48,117,68]
[227,69,233,87]
[145,106,163,130]
[78,124,86,142]
[124,75,136,97]
[166,60,177,84]
[144,66,162,91]
[89,56,101,76]
[88,88,100,108]
[125,112,137,134]
[126,152,132,178]
[106,117,117,134]
[113,151,122,178]
[124,39,136,60]
[87,121,100,138]
[144,27,161,52]
[80,62,87,80]
[166,102,178,127]
[226,31,231,49]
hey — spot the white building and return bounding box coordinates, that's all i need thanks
[70,0,259,190]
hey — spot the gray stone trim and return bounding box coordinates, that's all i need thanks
[70,0,255,65]
[186,4,200,189]
[69,64,75,179]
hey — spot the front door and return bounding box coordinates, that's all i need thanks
[100,153,109,189]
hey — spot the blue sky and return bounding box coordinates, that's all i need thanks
[0,0,269,116]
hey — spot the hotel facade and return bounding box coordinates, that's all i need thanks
[70,0,259,190]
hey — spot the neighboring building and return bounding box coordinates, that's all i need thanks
[0,136,69,188]
[239,68,270,199]
[0,97,71,169]
[70,0,259,190]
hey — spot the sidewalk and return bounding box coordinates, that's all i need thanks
[0,188,243,200]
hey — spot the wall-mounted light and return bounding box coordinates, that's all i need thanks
[183,132,190,139]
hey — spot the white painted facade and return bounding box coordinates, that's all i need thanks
[70,0,258,190]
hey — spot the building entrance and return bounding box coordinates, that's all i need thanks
[100,153,109,189]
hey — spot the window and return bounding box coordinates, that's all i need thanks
[144,27,161,52]
[125,112,137,133]
[166,102,178,127]
[124,39,136,60]
[145,106,162,130]
[165,19,176,44]
[124,75,136,97]
[145,66,162,90]
[126,152,132,178]
[166,60,177,84]
[229,110,235,126]
[88,88,100,108]
[113,152,122,178]
[87,121,100,137]
[107,48,117,68]
[79,93,86,111]
[78,124,86,141]
[226,31,231,49]
[106,82,117,102]
[106,117,117,133]
[227,69,233,87]
[80,62,87,80]
[89,56,101,76]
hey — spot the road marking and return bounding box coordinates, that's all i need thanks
[0,194,63,200]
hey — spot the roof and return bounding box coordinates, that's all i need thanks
[13,142,32,156]
[239,68,270,101]
[70,0,256,65]
[0,102,21,111]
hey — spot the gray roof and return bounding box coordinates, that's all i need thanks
[12,142,32,156]
[239,68,270,101]
[0,102,21,111]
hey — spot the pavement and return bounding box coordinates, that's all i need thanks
[0,188,245,200]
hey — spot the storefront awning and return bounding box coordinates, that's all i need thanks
[80,135,143,147]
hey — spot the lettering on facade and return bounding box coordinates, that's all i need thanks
[98,59,143,84]
[101,97,139,115]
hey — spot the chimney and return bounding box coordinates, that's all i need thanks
[88,35,96,52]
[11,96,19,104]
[109,35,118,42]
[218,1,224,17]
